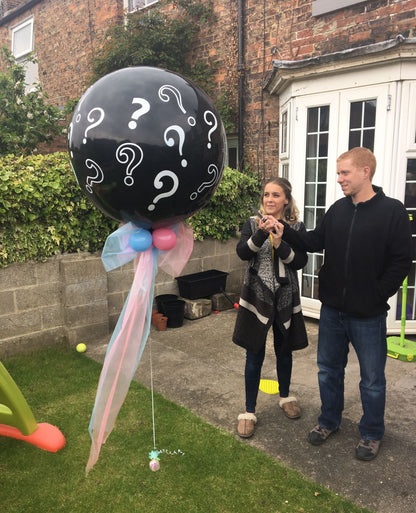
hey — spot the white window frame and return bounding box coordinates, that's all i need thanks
[312,0,367,17]
[11,17,34,60]
[124,0,159,12]
[279,104,290,159]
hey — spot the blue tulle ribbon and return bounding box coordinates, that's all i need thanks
[86,221,194,474]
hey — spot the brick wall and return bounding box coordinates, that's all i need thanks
[0,0,124,107]
[0,238,245,357]
[1,0,416,178]
[238,0,416,179]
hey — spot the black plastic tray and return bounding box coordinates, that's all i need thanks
[176,270,228,299]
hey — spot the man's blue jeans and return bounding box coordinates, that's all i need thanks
[317,305,387,441]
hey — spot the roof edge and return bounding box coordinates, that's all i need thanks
[0,0,43,27]
[264,35,416,94]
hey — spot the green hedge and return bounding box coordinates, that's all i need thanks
[0,152,260,268]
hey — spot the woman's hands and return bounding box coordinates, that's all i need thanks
[259,216,284,248]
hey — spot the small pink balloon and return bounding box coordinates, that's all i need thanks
[152,228,177,251]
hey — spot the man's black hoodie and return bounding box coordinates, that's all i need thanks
[282,186,413,318]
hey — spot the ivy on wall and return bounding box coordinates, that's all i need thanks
[190,167,260,241]
[0,153,259,267]
[0,153,118,267]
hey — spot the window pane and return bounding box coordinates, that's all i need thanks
[407,158,416,180]
[362,130,375,151]
[364,100,376,127]
[13,22,32,57]
[305,184,316,205]
[302,275,312,297]
[304,208,315,229]
[318,160,327,181]
[307,108,319,132]
[349,131,361,149]
[317,184,326,206]
[350,102,362,129]
[319,133,328,157]
[319,106,329,131]
[281,111,288,154]
[306,160,316,182]
[306,134,317,158]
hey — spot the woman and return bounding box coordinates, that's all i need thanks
[233,177,308,438]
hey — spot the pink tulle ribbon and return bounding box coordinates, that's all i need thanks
[86,221,193,474]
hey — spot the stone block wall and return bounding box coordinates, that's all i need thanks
[0,238,245,357]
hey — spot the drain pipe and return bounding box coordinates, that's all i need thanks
[237,0,245,170]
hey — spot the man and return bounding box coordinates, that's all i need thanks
[280,147,413,461]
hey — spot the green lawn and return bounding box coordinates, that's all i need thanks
[0,347,374,513]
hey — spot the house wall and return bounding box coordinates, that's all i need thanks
[0,238,245,358]
[1,0,416,175]
[238,0,416,179]
[0,0,124,107]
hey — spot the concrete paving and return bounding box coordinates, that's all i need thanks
[87,308,416,513]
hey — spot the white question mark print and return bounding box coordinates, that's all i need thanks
[116,142,144,186]
[83,107,105,144]
[128,98,151,129]
[159,85,186,113]
[158,84,196,126]
[164,125,187,167]
[190,164,219,200]
[85,159,104,194]
[204,111,218,149]
[148,171,179,211]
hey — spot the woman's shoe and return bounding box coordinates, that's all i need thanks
[279,397,301,419]
[237,413,257,438]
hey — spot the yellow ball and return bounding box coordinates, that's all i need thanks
[76,343,87,353]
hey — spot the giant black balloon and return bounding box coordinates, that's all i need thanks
[68,67,227,228]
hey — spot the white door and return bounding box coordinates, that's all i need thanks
[390,81,416,334]
[285,84,401,325]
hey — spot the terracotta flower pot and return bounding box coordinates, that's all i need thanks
[154,314,168,331]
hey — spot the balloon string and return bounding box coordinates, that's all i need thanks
[149,338,157,451]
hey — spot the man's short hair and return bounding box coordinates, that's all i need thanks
[337,147,377,179]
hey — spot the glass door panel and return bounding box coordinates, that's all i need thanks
[301,106,328,301]
[402,158,416,321]
[289,92,339,318]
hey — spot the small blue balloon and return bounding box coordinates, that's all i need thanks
[129,229,153,252]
